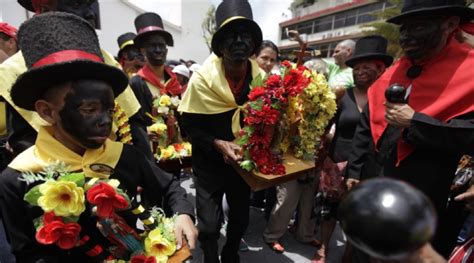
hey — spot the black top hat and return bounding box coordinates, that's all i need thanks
[211,0,262,57]
[117,32,137,58]
[134,12,173,47]
[11,12,128,111]
[387,0,474,24]
[346,35,393,68]
[17,0,34,12]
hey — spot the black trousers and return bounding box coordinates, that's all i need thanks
[196,169,250,263]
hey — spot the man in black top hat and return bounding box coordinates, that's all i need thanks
[128,12,183,158]
[117,32,144,77]
[0,12,196,262]
[0,0,150,159]
[345,0,474,258]
[178,0,263,262]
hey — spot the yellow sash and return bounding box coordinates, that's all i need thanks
[0,50,141,132]
[9,126,123,179]
[178,53,263,136]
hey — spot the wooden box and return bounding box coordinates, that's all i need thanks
[230,153,316,191]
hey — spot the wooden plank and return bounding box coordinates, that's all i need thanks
[230,153,316,191]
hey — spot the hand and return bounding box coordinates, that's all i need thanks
[384,102,415,128]
[288,30,304,44]
[174,214,198,250]
[346,178,360,191]
[454,184,474,211]
[213,139,242,163]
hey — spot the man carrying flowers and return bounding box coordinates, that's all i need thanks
[0,12,196,262]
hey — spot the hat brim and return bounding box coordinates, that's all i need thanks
[11,61,128,111]
[18,0,34,12]
[134,30,174,48]
[346,53,394,68]
[387,6,474,24]
[211,18,262,57]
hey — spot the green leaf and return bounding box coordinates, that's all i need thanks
[59,172,85,187]
[63,216,80,223]
[240,160,255,171]
[251,74,264,88]
[24,185,42,206]
[236,134,249,146]
[33,216,44,230]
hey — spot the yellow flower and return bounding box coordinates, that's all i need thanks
[159,146,175,160]
[149,123,168,135]
[158,95,171,107]
[37,180,85,217]
[144,228,176,260]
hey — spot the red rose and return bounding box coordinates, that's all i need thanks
[86,182,129,218]
[36,215,81,250]
[248,86,266,101]
[131,255,157,263]
[266,75,281,89]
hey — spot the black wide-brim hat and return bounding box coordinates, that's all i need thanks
[17,0,34,11]
[12,12,128,111]
[117,32,137,58]
[387,0,474,24]
[134,12,173,47]
[346,35,393,68]
[211,0,262,57]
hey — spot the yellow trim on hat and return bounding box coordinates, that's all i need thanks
[119,40,134,50]
[220,16,247,28]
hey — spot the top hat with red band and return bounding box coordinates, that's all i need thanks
[346,35,393,68]
[11,12,128,111]
[134,12,173,47]
[387,0,474,24]
[211,0,262,57]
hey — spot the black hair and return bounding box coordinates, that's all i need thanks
[0,32,12,41]
[256,40,279,58]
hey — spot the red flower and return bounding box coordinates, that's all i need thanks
[280,60,292,68]
[131,255,157,263]
[248,86,266,101]
[266,75,281,89]
[86,182,129,218]
[283,69,310,96]
[36,214,81,250]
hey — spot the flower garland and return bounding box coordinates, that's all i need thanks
[238,61,336,175]
[21,162,180,262]
[148,95,192,162]
[114,102,133,145]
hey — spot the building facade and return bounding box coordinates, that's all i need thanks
[279,0,394,58]
[0,0,211,63]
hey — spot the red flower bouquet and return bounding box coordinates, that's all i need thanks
[36,212,81,249]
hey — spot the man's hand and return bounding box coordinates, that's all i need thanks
[174,214,198,250]
[384,102,415,128]
[346,178,360,191]
[288,30,305,45]
[455,184,474,211]
[213,139,242,163]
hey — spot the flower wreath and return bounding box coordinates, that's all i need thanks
[238,61,336,175]
[21,161,180,262]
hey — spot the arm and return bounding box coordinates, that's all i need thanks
[345,105,373,182]
[404,111,474,155]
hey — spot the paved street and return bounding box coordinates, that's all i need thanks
[181,178,347,263]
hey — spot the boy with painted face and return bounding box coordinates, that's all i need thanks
[128,12,183,152]
[1,0,151,159]
[117,32,144,77]
[0,12,196,262]
[178,0,264,262]
[345,0,474,258]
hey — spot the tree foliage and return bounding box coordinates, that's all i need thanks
[201,5,216,53]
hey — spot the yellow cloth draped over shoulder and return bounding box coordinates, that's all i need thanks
[9,126,123,179]
[178,53,263,137]
[0,49,140,131]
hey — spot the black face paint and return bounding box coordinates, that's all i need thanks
[143,34,168,66]
[399,17,444,62]
[59,80,114,149]
[123,46,145,71]
[58,0,98,29]
[220,26,255,63]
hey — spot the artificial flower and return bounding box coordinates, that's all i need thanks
[158,95,171,107]
[248,86,266,101]
[149,123,168,136]
[144,228,176,261]
[35,213,81,250]
[37,180,85,217]
[131,255,157,263]
[170,96,180,107]
[86,182,129,218]
[159,146,176,160]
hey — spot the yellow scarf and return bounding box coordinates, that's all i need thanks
[0,50,141,131]
[178,53,263,136]
[8,126,123,179]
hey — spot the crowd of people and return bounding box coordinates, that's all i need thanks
[0,0,473,263]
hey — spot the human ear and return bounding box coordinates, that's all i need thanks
[35,100,57,125]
